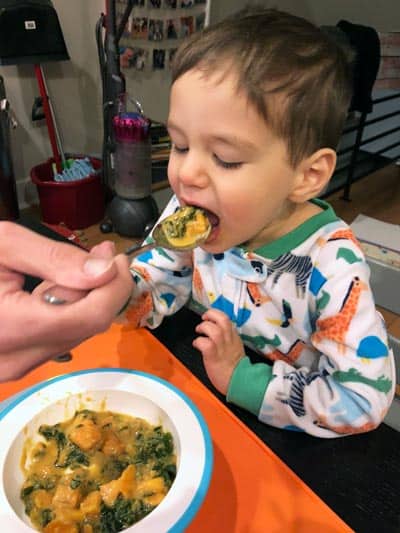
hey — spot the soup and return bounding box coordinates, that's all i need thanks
[157,206,211,248]
[20,409,176,532]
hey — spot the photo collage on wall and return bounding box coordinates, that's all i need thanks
[117,0,209,72]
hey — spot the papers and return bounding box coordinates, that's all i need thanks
[350,214,400,269]
[350,214,400,253]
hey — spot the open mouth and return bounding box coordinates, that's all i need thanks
[179,202,220,243]
[179,201,220,227]
[201,208,220,229]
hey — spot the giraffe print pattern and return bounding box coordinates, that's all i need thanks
[312,276,368,353]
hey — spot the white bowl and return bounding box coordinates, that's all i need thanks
[0,369,213,532]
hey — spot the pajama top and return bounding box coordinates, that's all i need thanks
[126,195,395,438]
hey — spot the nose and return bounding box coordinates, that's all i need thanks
[172,149,209,189]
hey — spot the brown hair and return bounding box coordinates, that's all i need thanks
[171,7,353,167]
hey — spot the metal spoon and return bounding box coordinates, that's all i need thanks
[124,208,211,256]
[43,206,211,305]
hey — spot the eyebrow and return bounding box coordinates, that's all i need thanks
[210,134,257,152]
[167,121,257,152]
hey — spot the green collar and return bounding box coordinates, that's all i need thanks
[248,198,338,259]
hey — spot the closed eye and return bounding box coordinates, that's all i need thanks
[171,143,188,154]
[213,154,242,169]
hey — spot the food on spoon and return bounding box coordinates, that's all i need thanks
[20,410,176,532]
[153,206,212,249]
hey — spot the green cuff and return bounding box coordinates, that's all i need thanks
[226,357,273,416]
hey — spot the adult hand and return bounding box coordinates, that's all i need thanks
[193,308,245,395]
[0,222,133,381]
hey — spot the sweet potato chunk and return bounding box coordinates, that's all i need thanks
[80,491,102,516]
[52,484,82,508]
[32,489,53,509]
[101,430,125,456]
[100,464,136,506]
[136,476,166,497]
[69,419,102,451]
[43,521,79,533]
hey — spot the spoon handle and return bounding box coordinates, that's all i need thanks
[124,241,156,257]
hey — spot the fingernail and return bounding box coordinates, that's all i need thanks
[83,258,113,276]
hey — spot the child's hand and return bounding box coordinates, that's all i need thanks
[193,308,245,395]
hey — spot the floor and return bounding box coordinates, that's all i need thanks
[328,163,400,227]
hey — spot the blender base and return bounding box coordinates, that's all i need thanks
[104,194,159,238]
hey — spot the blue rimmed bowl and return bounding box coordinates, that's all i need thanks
[0,369,213,532]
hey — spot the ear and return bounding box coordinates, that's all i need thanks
[288,148,337,203]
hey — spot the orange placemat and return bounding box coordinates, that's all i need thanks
[0,324,353,533]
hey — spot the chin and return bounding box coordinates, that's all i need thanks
[201,239,232,255]
[201,244,224,255]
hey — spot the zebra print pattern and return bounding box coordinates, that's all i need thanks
[280,369,329,417]
[267,252,313,297]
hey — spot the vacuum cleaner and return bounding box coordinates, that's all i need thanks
[96,0,159,238]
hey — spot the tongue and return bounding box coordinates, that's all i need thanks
[204,210,219,228]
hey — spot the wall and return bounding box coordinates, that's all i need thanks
[1,0,105,207]
[1,0,399,209]
[211,0,400,28]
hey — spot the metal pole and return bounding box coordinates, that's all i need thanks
[341,110,367,201]
[34,64,62,173]
[40,65,66,168]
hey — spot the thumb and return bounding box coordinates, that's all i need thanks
[0,222,117,290]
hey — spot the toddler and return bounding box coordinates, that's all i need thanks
[125,7,395,437]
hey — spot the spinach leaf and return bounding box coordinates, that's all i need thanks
[154,462,177,488]
[39,425,66,448]
[134,427,174,464]
[39,508,53,527]
[56,444,89,468]
[100,496,153,532]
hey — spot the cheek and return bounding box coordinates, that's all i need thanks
[219,195,251,228]
[221,186,255,213]
[221,186,280,228]
[167,158,178,189]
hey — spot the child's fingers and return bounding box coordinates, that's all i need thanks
[201,307,233,326]
[192,335,214,356]
[195,320,222,343]
[196,318,234,345]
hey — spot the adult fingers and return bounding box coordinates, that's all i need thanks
[0,335,85,382]
[90,240,116,257]
[37,254,132,340]
[0,254,132,353]
[33,240,119,304]
[0,222,117,290]
[33,281,88,304]
[0,266,25,295]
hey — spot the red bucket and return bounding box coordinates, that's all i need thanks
[30,156,105,230]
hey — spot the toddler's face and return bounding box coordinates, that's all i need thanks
[167,67,300,252]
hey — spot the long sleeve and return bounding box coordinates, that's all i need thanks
[255,236,395,438]
[121,196,194,329]
[119,195,396,438]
